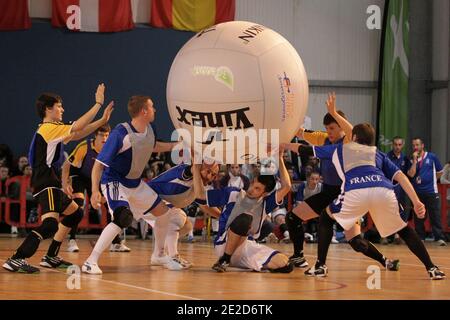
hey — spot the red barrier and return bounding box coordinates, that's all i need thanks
[1,176,108,230]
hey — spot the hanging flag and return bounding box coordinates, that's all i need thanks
[150,0,235,32]
[377,0,409,152]
[0,0,31,31]
[52,0,134,32]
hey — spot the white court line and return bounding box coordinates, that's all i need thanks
[44,268,200,300]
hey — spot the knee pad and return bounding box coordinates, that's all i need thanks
[229,214,252,236]
[348,235,369,253]
[61,208,84,228]
[113,206,133,228]
[73,197,84,208]
[34,217,59,240]
[168,208,187,229]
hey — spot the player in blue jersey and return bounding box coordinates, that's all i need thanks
[285,113,445,280]
[193,152,295,273]
[82,95,178,275]
[147,162,220,270]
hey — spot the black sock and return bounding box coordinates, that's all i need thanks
[349,235,386,266]
[398,226,434,270]
[69,227,77,240]
[364,240,386,266]
[112,234,121,244]
[12,232,41,259]
[47,240,62,257]
[317,211,334,265]
[220,253,231,264]
[286,211,304,256]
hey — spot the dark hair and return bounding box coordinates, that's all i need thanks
[306,171,320,179]
[128,95,151,118]
[255,174,276,192]
[94,123,111,135]
[352,123,375,146]
[392,136,404,143]
[323,110,346,126]
[36,93,62,120]
[412,137,424,144]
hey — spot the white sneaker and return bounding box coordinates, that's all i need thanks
[81,261,102,275]
[109,240,131,252]
[10,226,18,235]
[150,254,171,266]
[331,236,339,244]
[437,239,447,247]
[164,255,191,270]
[67,239,79,252]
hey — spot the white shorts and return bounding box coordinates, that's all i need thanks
[102,180,161,223]
[215,230,279,272]
[271,207,287,223]
[330,187,406,238]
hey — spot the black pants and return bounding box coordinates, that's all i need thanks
[413,193,445,241]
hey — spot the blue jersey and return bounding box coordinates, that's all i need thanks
[96,122,156,188]
[312,142,400,192]
[206,187,281,244]
[409,152,443,194]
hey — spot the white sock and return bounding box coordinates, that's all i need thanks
[166,227,179,258]
[188,217,196,237]
[87,223,121,264]
[153,214,169,257]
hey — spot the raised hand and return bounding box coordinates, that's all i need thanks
[325,92,337,115]
[95,83,105,106]
[101,101,114,123]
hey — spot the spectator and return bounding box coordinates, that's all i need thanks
[441,161,450,185]
[11,156,28,177]
[163,162,172,172]
[407,138,446,246]
[220,164,250,190]
[294,171,323,242]
[382,136,410,245]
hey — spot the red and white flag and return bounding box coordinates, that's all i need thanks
[52,0,134,32]
[0,0,31,31]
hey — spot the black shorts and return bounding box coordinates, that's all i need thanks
[304,184,341,215]
[71,175,92,198]
[35,188,73,215]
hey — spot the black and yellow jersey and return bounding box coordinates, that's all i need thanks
[68,139,100,179]
[28,121,73,193]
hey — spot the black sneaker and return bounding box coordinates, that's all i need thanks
[289,254,308,268]
[304,263,328,277]
[385,259,400,271]
[212,260,229,273]
[3,258,40,274]
[428,266,446,280]
[40,255,73,269]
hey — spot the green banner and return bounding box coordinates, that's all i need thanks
[378,0,409,152]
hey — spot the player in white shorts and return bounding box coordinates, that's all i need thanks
[82,95,178,274]
[147,162,220,270]
[296,122,445,280]
[193,152,294,273]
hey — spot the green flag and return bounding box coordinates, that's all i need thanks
[377,0,409,152]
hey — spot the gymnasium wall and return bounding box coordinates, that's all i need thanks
[0,22,193,156]
[1,0,448,161]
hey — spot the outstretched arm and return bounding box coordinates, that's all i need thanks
[153,141,178,153]
[394,171,426,218]
[275,149,292,203]
[65,101,114,143]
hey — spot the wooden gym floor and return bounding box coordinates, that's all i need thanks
[0,237,449,300]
